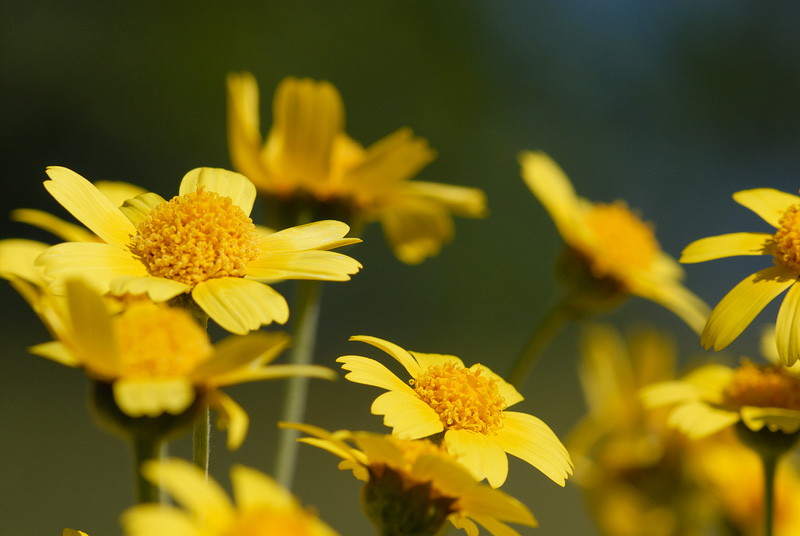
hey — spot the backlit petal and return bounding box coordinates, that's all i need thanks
[349,335,422,377]
[680,232,773,263]
[444,429,509,487]
[336,355,415,394]
[192,278,289,335]
[733,188,800,228]
[179,168,256,216]
[371,390,442,438]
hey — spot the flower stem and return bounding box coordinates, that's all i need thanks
[761,451,778,536]
[132,434,166,504]
[274,279,322,489]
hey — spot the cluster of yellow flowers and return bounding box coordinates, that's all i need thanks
[4,72,800,536]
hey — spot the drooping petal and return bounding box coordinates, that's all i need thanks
[11,209,97,243]
[733,188,800,228]
[667,401,740,439]
[119,192,167,225]
[207,389,249,450]
[740,406,800,434]
[110,276,190,302]
[247,250,361,281]
[27,341,81,367]
[37,242,147,295]
[64,278,118,378]
[444,429,509,488]
[493,412,573,487]
[213,364,336,387]
[336,355,416,394]
[680,232,773,263]
[341,127,436,189]
[121,504,201,536]
[112,378,195,417]
[351,432,407,469]
[191,331,289,382]
[701,266,797,351]
[518,151,582,241]
[401,180,487,218]
[43,166,136,248]
[371,390,443,439]
[179,168,257,217]
[192,277,289,335]
[349,335,422,377]
[629,276,710,335]
[379,197,454,265]
[226,71,271,190]
[776,281,800,367]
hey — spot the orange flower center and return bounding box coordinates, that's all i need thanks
[130,188,261,286]
[222,508,319,536]
[114,303,212,378]
[724,361,800,411]
[411,361,506,435]
[582,202,659,279]
[772,204,800,274]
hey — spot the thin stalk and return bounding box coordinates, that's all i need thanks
[274,279,322,489]
[761,451,778,536]
[132,435,166,504]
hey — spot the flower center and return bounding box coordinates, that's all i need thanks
[113,303,212,378]
[130,188,261,286]
[772,204,800,274]
[411,361,506,435]
[582,202,659,278]
[222,508,317,536]
[724,361,800,411]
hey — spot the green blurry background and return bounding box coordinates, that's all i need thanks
[2,2,800,534]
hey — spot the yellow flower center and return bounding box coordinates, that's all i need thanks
[582,201,659,278]
[724,361,800,411]
[772,204,800,273]
[130,188,261,286]
[222,508,318,536]
[411,361,506,435]
[114,303,212,378]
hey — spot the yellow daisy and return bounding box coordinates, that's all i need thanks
[282,423,538,536]
[227,73,487,264]
[122,458,339,536]
[35,166,362,334]
[337,335,573,488]
[520,150,709,333]
[681,188,800,366]
[26,278,334,449]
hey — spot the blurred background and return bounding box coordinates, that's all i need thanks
[2,1,800,534]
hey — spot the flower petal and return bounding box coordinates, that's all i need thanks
[28,341,81,367]
[11,209,97,243]
[119,192,167,225]
[680,232,774,263]
[37,242,148,295]
[409,352,465,371]
[628,276,710,335]
[444,429,509,487]
[247,250,361,281]
[701,266,797,351]
[192,278,289,334]
[113,378,195,417]
[349,335,422,377]
[733,188,800,228]
[402,180,487,218]
[207,389,248,450]
[667,401,740,439]
[518,151,582,241]
[231,464,295,510]
[110,276,190,302]
[740,406,800,434]
[776,281,800,367]
[0,239,50,283]
[94,180,148,206]
[226,71,271,190]
[470,363,524,408]
[379,197,453,265]
[259,220,356,251]
[336,355,416,395]
[493,412,573,486]
[191,331,289,382]
[43,166,136,248]
[342,127,436,188]
[121,504,201,536]
[64,278,118,378]
[179,168,256,216]
[371,390,442,439]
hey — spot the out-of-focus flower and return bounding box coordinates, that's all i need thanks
[122,458,339,536]
[35,166,362,334]
[337,335,573,488]
[520,150,709,332]
[63,530,89,536]
[227,73,487,264]
[282,423,538,536]
[681,187,800,366]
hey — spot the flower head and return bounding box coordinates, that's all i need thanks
[681,187,800,366]
[227,73,487,264]
[35,166,362,334]
[281,423,538,536]
[520,151,709,333]
[122,458,339,536]
[337,335,573,488]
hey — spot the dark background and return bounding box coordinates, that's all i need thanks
[2,2,800,534]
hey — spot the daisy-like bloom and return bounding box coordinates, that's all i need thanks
[122,458,339,536]
[520,150,709,333]
[27,278,335,449]
[35,166,362,334]
[227,73,487,264]
[337,335,573,488]
[680,188,800,366]
[282,423,538,536]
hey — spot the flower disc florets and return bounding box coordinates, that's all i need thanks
[130,188,261,285]
[772,204,800,274]
[724,361,800,411]
[411,361,506,434]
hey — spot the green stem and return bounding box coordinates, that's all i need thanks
[132,434,166,504]
[274,279,322,489]
[761,451,778,536]
[506,296,575,390]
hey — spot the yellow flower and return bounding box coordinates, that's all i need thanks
[681,188,800,366]
[337,335,573,488]
[282,423,538,536]
[64,530,89,536]
[35,166,362,334]
[227,73,487,264]
[122,458,339,536]
[519,150,709,333]
[26,278,334,449]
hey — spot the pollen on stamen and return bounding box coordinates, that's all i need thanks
[411,361,506,435]
[130,188,261,286]
[724,360,800,411]
[772,204,800,274]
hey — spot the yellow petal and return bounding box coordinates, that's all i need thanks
[11,209,97,243]
[43,166,136,248]
[213,364,336,387]
[28,341,80,367]
[444,429,509,487]
[207,389,249,450]
[179,168,256,216]
[64,278,118,377]
[493,412,573,486]
[191,332,289,382]
[410,351,465,371]
[402,180,487,218]
[628,276,710,335]
[192,278,289,334]
[94,180,148,206]
[247,250,361,281]
[348,335,422,377]
[518,151,581,240]
[119,192,167,225]
[336,355,415,394]
[37,242,147,295]
[342,127,436,188]
[371,390,442,439]
[680,232,774,263]
[113,378,195,417]
[470,514,531,536]
[776,282,800,367]
[379,198,453,265]
[226,71,271,190]
[141,458,234,529]
[740,406,800,434]
[668,401,740,439]
[259,220,355,251]
[351,432,406,468]
[469,363,524,408]
[230,464,294,510]
[733,188,800,228]
[0,239,50,283]
[109,275,190,302]
[120,504,200,536]
[701,266,797,351]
